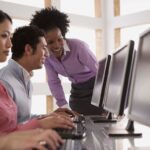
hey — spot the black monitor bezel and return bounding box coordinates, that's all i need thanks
[91,55,111,107]
[91,57,107,107]
[103,40,134,116]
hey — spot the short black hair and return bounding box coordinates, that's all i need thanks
[0,10,12,24]
[30,7,70,37]
[11,25,44,60]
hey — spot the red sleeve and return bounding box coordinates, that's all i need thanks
[16,119,42,131]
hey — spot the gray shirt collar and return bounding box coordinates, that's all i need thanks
[9,59,31,86]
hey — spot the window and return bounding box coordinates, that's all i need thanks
[31,95,46,115]
[12,19,29,32]
[120,24,150,49]
[60,0,95,17]
[120,0,150,16]
[66,26,96,54]
[1,0,44,8]
[31,68,46,83]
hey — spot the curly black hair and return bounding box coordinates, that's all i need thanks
[30,7,70,37]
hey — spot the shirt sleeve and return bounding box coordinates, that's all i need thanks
[16,118,41,130]
[0,80,14,100]
[44,60,68,107]
[77,41,98,73]
[0,84,41,134]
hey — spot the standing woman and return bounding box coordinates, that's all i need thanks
[30,7,105,115]
[0,10,63,150]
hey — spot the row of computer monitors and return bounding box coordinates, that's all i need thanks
[91,27,150,129]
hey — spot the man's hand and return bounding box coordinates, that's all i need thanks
[38,114,75,129]
[54,108,80,117]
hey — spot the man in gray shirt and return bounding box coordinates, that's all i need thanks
[0,25,75,123]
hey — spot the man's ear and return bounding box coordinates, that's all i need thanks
[24,44,33,56]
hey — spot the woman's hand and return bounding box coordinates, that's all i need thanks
[0,129,63,150]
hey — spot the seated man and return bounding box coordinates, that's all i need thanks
[0,25,75,126]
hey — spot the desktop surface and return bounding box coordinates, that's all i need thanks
[58,116,150,150]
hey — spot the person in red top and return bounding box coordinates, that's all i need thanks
[0,9,64,150]
[0,15,74,135]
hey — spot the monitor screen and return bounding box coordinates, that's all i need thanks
[104,40,134,116]
[91,55,111,107]
[128,29,150,127]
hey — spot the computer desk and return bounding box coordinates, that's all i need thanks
[63,117,150,150]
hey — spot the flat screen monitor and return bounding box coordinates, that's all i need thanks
[103,44,142,137]
[104,40,134,116]
[128,28,150,127]
[91,55,111,107]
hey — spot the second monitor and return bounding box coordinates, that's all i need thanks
[103,40,134,116]
[91,55,111,107]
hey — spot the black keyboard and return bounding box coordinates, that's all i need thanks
[73,115,85,124]
[54,123,86,139]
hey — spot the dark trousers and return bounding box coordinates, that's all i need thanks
[69,77,105,115]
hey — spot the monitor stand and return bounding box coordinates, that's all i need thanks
[92,112,117,123]
[108,120,142,137]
